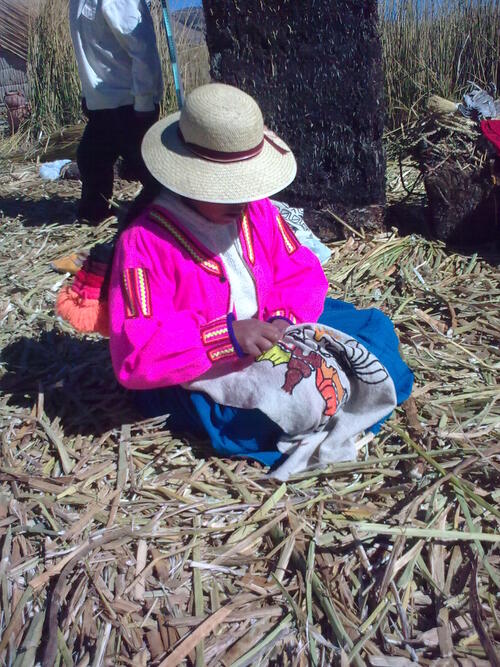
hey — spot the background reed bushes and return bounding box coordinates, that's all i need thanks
[25,0,209,137]
[19,0,500,138]
[381,0,500,128]
[27,0,82,136]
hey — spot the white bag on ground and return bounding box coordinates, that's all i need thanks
[271,200,332,265]
[39,159,71,181]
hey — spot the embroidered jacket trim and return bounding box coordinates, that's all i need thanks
[200,315,237,363]
[122,267,152,318]
[270,308,298,325]
[276,214,299,255]
[208,344,238,363]
[149,209,223,277]
[240,213,255,265]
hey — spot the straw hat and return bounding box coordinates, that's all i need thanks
[141,83,297,203]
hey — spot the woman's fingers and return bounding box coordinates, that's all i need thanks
[246,343,263,357]
[256,336,277,354]
[270,319,290,337]
[263,326,281,343]
[231,319,284,356]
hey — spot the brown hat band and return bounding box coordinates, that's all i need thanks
[178,127,290,164]
[178,127,264,163]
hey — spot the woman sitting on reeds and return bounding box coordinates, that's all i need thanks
[59,83,412,471]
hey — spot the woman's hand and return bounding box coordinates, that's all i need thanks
[231,319,283,357]
[270,318,290,337]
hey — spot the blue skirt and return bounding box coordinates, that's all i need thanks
[134,298,414,465]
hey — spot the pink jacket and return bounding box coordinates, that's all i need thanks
[109,198,329,389]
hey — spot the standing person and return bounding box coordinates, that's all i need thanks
[69,0,163,224]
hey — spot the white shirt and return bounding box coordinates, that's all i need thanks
[69,0,163,111]
[155,192,258,320]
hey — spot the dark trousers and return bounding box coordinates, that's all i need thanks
[76,103,159,222]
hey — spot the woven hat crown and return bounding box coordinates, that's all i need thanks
[178,83,264,153]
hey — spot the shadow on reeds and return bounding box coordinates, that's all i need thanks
[385,201,433,238]
[386,201,500,261]
[0,331,135,436]
[0,331,235,462]
[0,194,79,228]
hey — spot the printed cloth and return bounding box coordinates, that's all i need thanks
[458,83,500,121]
[271,199,332,265]
[135,299,413,479]
[188,323,397,480]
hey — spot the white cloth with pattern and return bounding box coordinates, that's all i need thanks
[271,200,332,265]
[190,323,397,480]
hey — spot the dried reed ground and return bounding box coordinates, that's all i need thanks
[0,161,499,666]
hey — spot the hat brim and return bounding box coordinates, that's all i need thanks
[141,112,297,204]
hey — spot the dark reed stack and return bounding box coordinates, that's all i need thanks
[203,0,386,217]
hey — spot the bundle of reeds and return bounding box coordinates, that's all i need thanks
[387,109,499,244]
[0,165,499,663]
